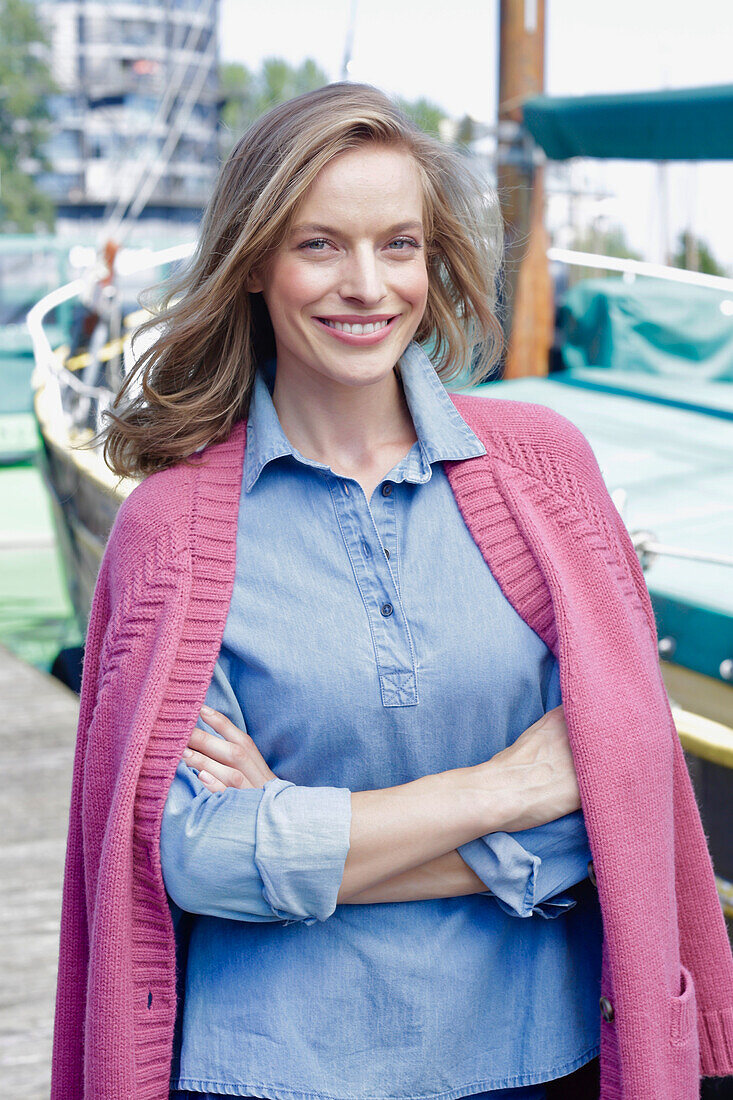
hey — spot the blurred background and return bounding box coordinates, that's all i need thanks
[1,1,732,1095]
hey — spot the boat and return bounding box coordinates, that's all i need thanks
[27,241,192,654]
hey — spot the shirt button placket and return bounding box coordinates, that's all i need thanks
[378,481,397,578]
[333,474,417,707]
[373,480,415,704]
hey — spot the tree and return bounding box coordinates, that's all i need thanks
[571,223,642,262]
[395,96,447,139]
[0,0,57,231]
[219,58,330,153]
[219,59,451,151]
[671,230,728,278]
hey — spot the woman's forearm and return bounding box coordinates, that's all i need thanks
[342,849,487,904]
[337,765,510,903]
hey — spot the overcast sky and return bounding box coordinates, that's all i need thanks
[220,0,733,269]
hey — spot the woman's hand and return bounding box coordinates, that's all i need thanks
[469,705,581,832]
[182,707,278,792]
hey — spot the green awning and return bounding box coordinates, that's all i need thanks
[521,84,733,161]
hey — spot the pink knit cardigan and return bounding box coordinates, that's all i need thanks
[51,393,733,1099]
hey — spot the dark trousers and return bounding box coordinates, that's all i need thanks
[544,1054,600,1099]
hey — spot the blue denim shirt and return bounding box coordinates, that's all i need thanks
[161,341,603,1099]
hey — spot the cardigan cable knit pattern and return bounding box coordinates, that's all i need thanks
[51,393,733,1100]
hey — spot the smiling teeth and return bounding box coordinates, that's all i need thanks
[322,319,391,334]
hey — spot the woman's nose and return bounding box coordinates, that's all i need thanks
[339,248,386,304]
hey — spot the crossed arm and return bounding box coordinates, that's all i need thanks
[161,701,592,924]
[177,702,491,905]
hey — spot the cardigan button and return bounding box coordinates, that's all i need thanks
[588,860,597,888]
[600,995,615,1023]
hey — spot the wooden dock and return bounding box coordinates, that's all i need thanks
[0,642,79,1098]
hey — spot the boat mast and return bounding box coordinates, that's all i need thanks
[496,0,553,378]
[340,0,359,81]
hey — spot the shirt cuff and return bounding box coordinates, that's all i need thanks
[457,811,591,920]
[458,831,547,918]
[254,777,352,925]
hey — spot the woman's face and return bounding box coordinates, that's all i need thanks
[251,144,429,391]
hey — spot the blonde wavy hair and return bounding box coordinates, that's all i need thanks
[94,82,505,479]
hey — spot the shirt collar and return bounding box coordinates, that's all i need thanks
[243,339,486,494]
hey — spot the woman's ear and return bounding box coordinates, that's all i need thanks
[245,270,263,294]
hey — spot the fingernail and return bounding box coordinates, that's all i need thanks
[200,705,215,716]
[182,748,193,759]
[199,770,214,784]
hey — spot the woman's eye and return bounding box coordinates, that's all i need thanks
[388,237,420,251]
[300,238,331,251]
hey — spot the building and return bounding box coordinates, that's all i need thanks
[32,0,220,242]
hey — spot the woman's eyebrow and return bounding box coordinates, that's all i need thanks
[291,220,424,236]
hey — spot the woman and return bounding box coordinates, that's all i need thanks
[51,84,733,1100]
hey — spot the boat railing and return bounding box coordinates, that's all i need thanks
[630,532,733,571]
[548,247,733,295]
[26,238,733,550]
[28,241,733,415]
[26,242,196,426]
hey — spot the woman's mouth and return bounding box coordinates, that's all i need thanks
[314,315,398,345]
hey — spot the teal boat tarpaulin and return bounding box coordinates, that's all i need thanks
[460,373,733,678]
[558,278,733,382]
[522,84,733,161]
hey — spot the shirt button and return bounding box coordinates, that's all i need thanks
[381,483,392,496]
[384,547,390,559]
[380,602,394,617]
[599,996,614,1023]
[588,860,597,887]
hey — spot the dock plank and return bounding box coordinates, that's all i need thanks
[0,643,79,1098]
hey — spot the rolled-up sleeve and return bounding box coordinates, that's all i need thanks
[456,808,592,919]
[160,765,352,926]
[254,778,353,923]
[159,656,352,926]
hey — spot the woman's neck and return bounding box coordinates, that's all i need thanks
[271,362,418,477]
